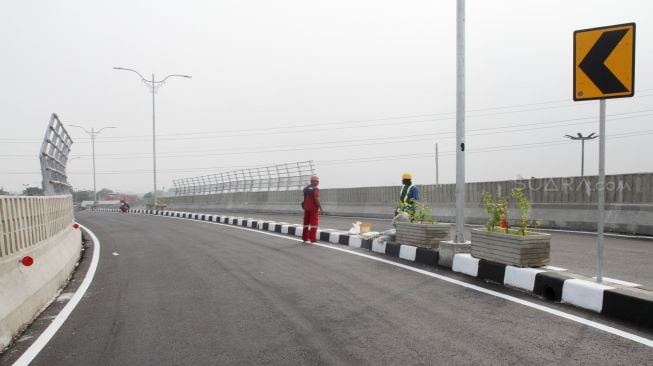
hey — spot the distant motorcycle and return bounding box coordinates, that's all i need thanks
[119,201,130,213]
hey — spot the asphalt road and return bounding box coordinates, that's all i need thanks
[205,210,653,289]
[4,212,651,365]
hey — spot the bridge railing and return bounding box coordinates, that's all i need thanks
[0,195,74,258]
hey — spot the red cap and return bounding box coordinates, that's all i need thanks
[310,175,319,182]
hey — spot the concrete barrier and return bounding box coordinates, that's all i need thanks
[164,173,653,235]
[0,196,80,350]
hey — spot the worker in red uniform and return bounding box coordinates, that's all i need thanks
[302,175,324,243]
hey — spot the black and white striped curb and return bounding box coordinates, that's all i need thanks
[452,253,652,328]
[92,208,652,328]
[95,208,440,267]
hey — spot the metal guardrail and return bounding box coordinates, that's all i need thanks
[0,195,74,258]
[172,161,315,196]
[39,114,74,195]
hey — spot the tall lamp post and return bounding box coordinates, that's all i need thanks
[113,67,191,206]
[69,125,116,202]
[564,132,598,177]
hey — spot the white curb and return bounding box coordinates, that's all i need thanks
[399,245,417,261]
[504,266,546,291]
[452,253,480,277]
[562,279,614,313]
[372,240,386,254]
[348,236,362,248]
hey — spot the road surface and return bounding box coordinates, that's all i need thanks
[2,212,651,365]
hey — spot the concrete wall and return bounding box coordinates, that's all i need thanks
[165,173,653,235]
[0,196,80,350]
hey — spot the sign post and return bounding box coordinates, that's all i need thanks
[573,23,635,283]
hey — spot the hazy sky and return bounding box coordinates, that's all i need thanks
[1,0,652,194]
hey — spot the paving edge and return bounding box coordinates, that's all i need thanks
[95,208,653,329]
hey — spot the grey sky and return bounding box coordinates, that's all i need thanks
[1,0,651,194]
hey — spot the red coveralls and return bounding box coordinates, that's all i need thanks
[302,185,320,242]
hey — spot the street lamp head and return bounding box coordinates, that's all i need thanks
[68,124,90,135]
[96,126,117,134]
[564,133,598,141]
[113,67,147,81]
[161,74,193,83]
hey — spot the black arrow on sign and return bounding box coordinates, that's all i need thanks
[579,29,629,94]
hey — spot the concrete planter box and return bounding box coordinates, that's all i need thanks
[395,222,453,249]
[470,228,551,267]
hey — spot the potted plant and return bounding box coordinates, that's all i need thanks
[394,200,452,249]
[471,188,551,267]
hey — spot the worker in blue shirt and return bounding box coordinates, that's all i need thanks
[397,172,419,215]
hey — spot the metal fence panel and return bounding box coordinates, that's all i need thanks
[172,161,315,196]
[39,114,74,196]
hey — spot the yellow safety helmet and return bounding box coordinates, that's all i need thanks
[402,172,413,179]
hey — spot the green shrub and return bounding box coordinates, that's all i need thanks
[482,188,539,236]
[481,192,507,232]
[396,200,437,224]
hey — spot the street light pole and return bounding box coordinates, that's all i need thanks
[151,74,157,206]
[564,132,598,176]
[92,128,96,200]
[455,0,466,243]
[69,125,116,202]
[113,67,191,206]
[434,142,439,185]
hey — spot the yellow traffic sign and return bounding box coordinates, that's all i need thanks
[574,23,635,101]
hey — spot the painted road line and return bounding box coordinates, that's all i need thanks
[593,277,642,287]
[13,224,101,366]
[543,265,568,272]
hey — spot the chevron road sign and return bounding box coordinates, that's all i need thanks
[574,23,635,101]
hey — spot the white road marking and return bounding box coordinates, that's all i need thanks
[592,277,641,287]
[112,252,119,256]
[166,215,653,348]
[13,224,101,366]
[543,265,568,272]
[530,227,653,240]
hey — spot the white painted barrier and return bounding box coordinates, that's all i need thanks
[452,253,480,277]
[562,279,614,313]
